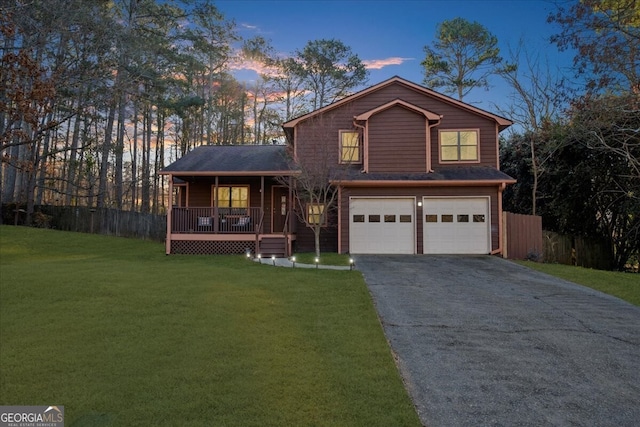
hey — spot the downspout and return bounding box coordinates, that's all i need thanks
[166,175,173,255]
[495,123,500,170]
[353,118,366,172]
[491,182,507,256]
[426,116,442,173]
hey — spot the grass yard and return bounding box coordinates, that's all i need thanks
[293,252,352,266]
[0,226,420,426]
[517,261,640,306]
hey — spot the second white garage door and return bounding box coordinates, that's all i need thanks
[349,197,415,254]
[423,197,490,254]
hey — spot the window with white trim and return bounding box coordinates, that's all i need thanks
[440,130,479,162]
[340,130,361,163]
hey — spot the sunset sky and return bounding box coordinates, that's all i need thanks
[217,0,575,111]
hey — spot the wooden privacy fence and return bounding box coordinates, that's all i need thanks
[502,212,543,260]
[34,206,166,242]
[543,231,614,270]
[502,211,614,269]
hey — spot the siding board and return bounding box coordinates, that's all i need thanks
[294,81,500,169]
[368,106,427,173]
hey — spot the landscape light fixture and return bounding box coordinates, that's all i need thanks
[349,258,355,270]
[245,248,251,258]
[271,255,276,266]
[315,257,319,269]
[291,256,296,268]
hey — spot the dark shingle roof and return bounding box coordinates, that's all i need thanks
[161,145,514,184]
[160,145,294,175]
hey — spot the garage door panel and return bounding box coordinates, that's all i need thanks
[350,198,415,254]
[423,198,490,254]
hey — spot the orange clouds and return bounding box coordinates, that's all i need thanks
[363,57,414,69]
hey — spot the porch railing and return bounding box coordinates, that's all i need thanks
[171,207,262,234]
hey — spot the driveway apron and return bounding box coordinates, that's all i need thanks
[356,255,640,427]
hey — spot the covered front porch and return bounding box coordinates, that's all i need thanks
[168,207,295,258]
[159,145,298,256]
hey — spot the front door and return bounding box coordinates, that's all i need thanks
[272,186,290,233]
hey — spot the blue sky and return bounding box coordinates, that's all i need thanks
[216,0,575,111]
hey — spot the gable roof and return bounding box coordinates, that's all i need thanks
[283,76,512,130]
[159,145,295,176]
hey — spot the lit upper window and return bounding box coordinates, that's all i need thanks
[340,131,360,163]
[440,130,479,162]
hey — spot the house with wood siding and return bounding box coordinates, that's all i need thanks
[160,76,515,256]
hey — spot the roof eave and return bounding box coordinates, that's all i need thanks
[159,170,300,176]
[331,179,517,187]
[283,76,514,129]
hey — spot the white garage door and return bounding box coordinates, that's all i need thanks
[423,197,490,254]
[349,198,415,254]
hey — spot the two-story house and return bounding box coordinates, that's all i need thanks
[160,76,515,256]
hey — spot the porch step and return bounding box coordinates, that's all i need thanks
[259,236,287,257]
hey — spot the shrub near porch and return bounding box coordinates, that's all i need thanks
[0,226,420,426]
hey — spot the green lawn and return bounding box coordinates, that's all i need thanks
[517,261,640,306]
[0,226,420,427]
[293,252,353,266]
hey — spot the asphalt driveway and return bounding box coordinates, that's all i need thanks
[355,255,640,427]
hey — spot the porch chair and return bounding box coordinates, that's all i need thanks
[232,216,251,229]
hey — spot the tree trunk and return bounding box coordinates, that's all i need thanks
[531,137,538,216]
[114,94,126,209]
[130,103,138,212]
[97,103,117,208]
[141,106,151,214]
[314,225,321,259]
[35,111,54,205]
[65,97,84,205]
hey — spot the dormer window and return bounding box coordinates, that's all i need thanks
[340,130,361,164]
[439,130,479,162]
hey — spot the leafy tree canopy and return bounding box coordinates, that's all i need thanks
[294,39,369,110]
[501,94,639,270]
[549,0,640,93]
[421,17,501,100]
